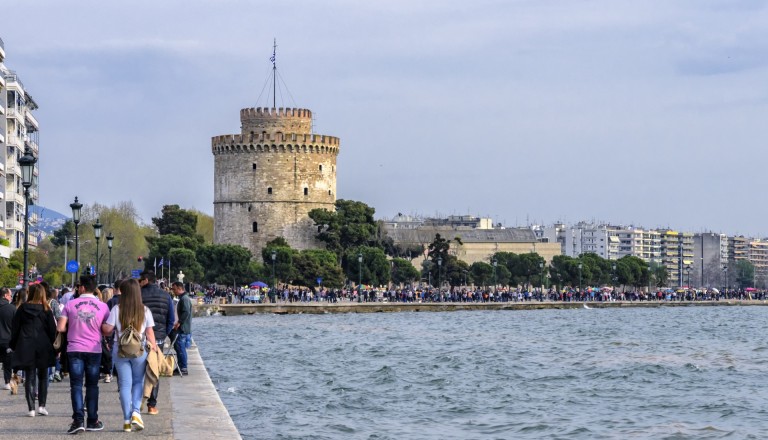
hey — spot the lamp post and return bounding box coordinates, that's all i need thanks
[93,219,102,282]
[578,262,583,293]
[492,258,497,293]
[612,263,617,287]
[438,256,443,294]
[70,197,83,268]
[271,250,277,301]
[106,232,114,285]
[723,266,728,295]
[19,147,36,288]
[358,253,363,303]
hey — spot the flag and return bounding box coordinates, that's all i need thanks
[158,258,164,267]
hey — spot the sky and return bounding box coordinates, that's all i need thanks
[3,0,768,236]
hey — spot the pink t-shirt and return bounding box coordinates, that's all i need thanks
[61,294,110,353]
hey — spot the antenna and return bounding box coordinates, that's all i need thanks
[270,38,277,109]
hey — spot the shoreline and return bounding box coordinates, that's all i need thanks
[192,299,768,316]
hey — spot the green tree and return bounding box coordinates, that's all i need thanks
[168,248,204,282]
[0,266,19,287]
[649,262,668,288]
[196,244,255,285]
[615,256,649,288]
[191,209,214,244]
[293,249,345,289]
[734,259,755,289]
[470,261,493,287]
[262,239,299,285]
[443,256,471,287]
[308,199,378,257]
[345,246,390,286]
[50,220,76,247]
[152,205,199,238]
[391,258,420,285]
[550,255,581,288]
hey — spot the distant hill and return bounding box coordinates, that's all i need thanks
[31,206,68,234]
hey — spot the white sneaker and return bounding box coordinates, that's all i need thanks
[38,407,48,416]
[104,374,111,383]
[1,383,10,390]
[27,410,35,417]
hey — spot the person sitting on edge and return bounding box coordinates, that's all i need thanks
[57,274,110,435]
[139,270,174,415]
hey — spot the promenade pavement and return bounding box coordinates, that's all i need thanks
[0,346,241,439]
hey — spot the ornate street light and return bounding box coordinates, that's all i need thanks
[578,262,583,293]
[358,253,363,303]
[106,232,114,285]
[438,256,443,294]
[19,147,36,288]
[93,219,103,282]
[70,196,83,268]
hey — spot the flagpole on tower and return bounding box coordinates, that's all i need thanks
[271,38,277,109]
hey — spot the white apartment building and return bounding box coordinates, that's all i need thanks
[1,37,40,257]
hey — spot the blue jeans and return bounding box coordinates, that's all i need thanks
[68,352,102,424]
[113,347,147,421]
[174,333,191,370]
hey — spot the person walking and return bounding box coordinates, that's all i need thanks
[0,287,15,390]
[57,274,110,434]
[9,284,56,416]
[101,279,159,432]
[171,282,192,375]
[139,270,174,415]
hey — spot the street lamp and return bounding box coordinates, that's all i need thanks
[438,256,443,294]
[612,263,617,286]
[93,219,102,282]
[492,258,497,293]
[70,196,83,268]
[271,250,277,296]
[723,266,728,295]
[19,147,36,288]
[578,262,583,293]
[106,232,114,285]
[358,253,363,303]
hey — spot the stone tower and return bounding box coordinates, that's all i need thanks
[212,107,339,258]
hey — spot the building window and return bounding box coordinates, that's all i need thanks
[252,163,257,170]
[304,188,308,196]
[252,222,258,232]
[267,187,273,195]
[319,165,323,171]
[328,190,332,196]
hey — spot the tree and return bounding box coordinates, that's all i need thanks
[50,220,76,247]
[152,205,199,238]
[734,260,755,289]
[262,239,299,285]
[470,262,493,287]
[191,209,214,244]
[345,246,390,286]
[615,256,649,288]
[196,244,255,285]
[168,248,204,282]
[650,262,668,288]
[549,255,581,288]
[308,199,378,257]
[293,249,345,289]
[443,256,471,287]
[391,258,420,285]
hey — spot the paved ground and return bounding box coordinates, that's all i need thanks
[0,370,173,439]
[0,345,240,439]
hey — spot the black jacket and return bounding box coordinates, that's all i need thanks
[141,283,174,341]
[10,303,56,369]
[0,298,15,345]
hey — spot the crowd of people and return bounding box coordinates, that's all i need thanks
[202,283,767,305]
[0,270,192,435]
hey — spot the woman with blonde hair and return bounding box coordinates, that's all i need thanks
[101,279,158,432]
[9,284,56,416]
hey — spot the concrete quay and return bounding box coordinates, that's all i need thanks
[0,346,241,439]
[193,299,768,317]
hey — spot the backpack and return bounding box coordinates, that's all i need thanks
[118,325,144,359]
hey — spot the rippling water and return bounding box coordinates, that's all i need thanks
[194,307,768,439]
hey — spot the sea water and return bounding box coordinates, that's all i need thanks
[195,306,768,439]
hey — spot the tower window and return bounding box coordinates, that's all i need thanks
[268,187,273,195]
[252,163,257,170]
[252,222,258,232]
[319,165,323,171]
[328,190,332,196]
[304,188,309,196]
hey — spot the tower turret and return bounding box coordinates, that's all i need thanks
[212,106,339,258]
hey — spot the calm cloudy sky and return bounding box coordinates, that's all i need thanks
[3,0,768,236]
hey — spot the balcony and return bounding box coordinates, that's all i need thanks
[25,138,38,154]
[6,134,23,147]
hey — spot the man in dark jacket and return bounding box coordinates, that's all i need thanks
[139,271,174,415]
[0,287,16,390]
[171,282,192,375]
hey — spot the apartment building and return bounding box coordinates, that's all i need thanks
[1,37,40,256]
[748,240,768,288]
[692,233,728,288]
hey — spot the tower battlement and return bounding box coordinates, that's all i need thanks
[212,132,340,151]
[240,107,313,135]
